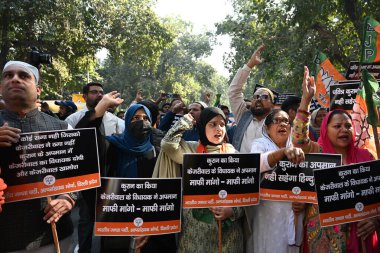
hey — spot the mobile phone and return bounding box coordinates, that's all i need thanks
[166,93,179,99]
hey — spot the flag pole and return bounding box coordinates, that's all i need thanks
[47,196,61,253]
[218,220,222,253]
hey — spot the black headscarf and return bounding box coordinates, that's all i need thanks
[198,107,227,146]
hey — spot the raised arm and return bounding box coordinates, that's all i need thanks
[160,114,195,164]
[292,66,320,153]
[228,45,265,123]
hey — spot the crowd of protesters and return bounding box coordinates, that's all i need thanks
[0,44,379,253]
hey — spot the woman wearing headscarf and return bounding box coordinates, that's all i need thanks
[292,66,379,253]
[249,109,305,253]
[309,107,327,141]
[79,103,175,252]
[153,107,244,253]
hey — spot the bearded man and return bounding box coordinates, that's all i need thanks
[228,45,275,153]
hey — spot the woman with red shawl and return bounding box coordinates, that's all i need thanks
[292,66,379,253]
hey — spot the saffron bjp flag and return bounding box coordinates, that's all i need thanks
[361,17,380,64]
[313,51,346,108]
[351,70,380,158]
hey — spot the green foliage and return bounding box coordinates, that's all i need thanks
[102,16,228,107]
[216,0,380,94]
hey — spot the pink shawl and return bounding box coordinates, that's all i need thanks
[317,110,378,253]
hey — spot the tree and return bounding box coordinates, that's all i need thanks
[0,0,172,99]
[216,0,380,94]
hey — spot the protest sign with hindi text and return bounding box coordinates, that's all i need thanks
[95,177,182,236]
[1,128,100,202]
[182,153,260,208]
[260,154,341,204]
[314,160,380,227]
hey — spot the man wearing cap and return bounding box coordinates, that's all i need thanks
[0,61,77,252]
[228,46,275,253]
[65,82,124,253]
[55,100,78,120]
[228,45,275,153]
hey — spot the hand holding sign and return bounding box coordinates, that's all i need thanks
[357,218,379,240]
[43,194,74,224]
[0,122,21,147]
[284,147,305,165]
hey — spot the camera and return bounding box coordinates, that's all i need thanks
[30,47,52,67]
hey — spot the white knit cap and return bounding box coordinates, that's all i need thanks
[3,61,39,83]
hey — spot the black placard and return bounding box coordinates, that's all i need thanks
[95,177,182,236]
[1,128,100,202]
[260,154,341,203]
[182,153,260,208]
[329,81,360,111]
[314,160,380,227]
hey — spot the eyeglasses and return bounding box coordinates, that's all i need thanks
[252,94,270,100]
[272,118,290,125]
[88,90,104,95]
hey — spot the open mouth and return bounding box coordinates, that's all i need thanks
[255,102,263,108]
[278,129,287,134]
[214,134,222,139]
[338,135,350,141]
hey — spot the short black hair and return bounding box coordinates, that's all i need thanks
[220,105,229,111]
[82,82,103,94]
[281,96,301,113]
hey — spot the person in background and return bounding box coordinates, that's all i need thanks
[153,107,244,252]
[40,101,57,118]
[65,82,125,253]
[293,66,379,253]
[116,110,125,120]
[161,102,170,113]
[158,98,186,131]
[309,107,327,141]
[160,101,205,141]
[250,109,305,253]
[0,60,77,252]
[55,100,77,120]
[280,96,301,124]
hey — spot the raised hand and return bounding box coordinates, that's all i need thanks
[302,66,315,102]
[247,44,265,68]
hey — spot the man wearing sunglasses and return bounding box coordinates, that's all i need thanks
[228,46,275,253]
[228,44,275,153]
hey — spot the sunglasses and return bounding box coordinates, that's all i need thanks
[252,94,270,100]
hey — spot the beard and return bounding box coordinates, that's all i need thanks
[250,106,271,117]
